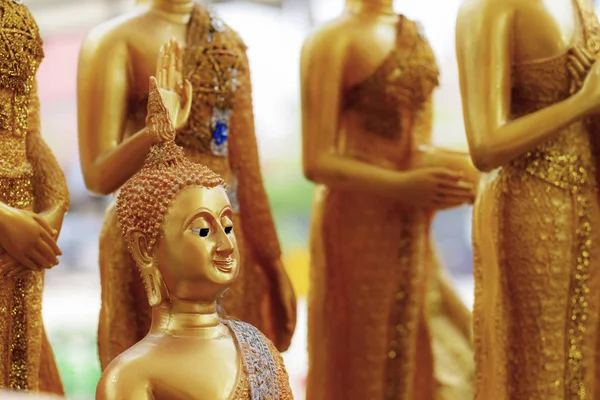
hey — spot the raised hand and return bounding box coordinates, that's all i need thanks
[155,39,193,130]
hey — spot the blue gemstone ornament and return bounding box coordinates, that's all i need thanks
[213,121,229,146]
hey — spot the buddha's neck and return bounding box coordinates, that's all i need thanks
[149,0,196,23]
[345,0,395,16]
[152,298,225,339]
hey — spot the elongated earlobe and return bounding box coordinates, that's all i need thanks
[127,230,168,306]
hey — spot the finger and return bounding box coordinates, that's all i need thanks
[32,215,56,237]
[576,47,595,67]
[182,80,193,114]
[19,255,41,272]
[168,46,177,89]
[436,186,475,198]
[432,169,464,183]
[568,55,587,75]
[571,48,592,69]
[176,42,183,79]
[567,64,583,87]
[160,45,170,87]
[0,258,17,270]
[27,249,55,270]
[0,260,17,279]
[157,43,167,77]
[35,240,59,265]
[3,263,25,280]
[40,229,61,256]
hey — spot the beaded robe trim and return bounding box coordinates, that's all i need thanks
[224,320,280,399]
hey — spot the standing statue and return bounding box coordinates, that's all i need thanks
[457,0,600,398]
[0,0,69,394]
[77,0,296,370]
[301,0,478,399]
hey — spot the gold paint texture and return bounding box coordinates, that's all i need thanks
[98,6,295,369]
[97,79,293,399]
[0,1,66,394]
[472,1,600,398]
[306,17,474,400]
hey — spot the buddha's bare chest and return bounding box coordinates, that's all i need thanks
[148,339,240,400]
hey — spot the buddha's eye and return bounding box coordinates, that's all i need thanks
[224,226,233,235]
[192,228,210,237]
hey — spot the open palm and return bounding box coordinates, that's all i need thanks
[156,39,193,129]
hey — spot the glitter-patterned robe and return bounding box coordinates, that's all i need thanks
[472,1,600,399]
[0,0,68,393]
[306,16,474,400]
[97,4,296,370]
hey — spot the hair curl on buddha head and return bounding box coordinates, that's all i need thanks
[116,77,225,254]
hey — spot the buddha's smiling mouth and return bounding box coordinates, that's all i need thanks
[213,259,234,273]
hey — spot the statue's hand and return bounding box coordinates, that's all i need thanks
[0,206,61,272]
[568,46,597,94]
[156,39,193,130]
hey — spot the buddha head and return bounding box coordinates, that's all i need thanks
[116,77,239,307]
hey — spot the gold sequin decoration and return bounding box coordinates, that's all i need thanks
[0,1,43,95]
[344,16,439,140]
[177,5,243,154]
[512,144,596,399]
[9,278,26,390]
[384,219,420,399]
[0,174,33,209]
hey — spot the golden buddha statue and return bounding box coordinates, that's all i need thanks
[457,0,600,398]
[97,69,293,400]
[77,0,296,370]
[0,0,69,394]
[301,0,477,398]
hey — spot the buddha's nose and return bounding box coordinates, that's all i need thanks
[215,227,234,256]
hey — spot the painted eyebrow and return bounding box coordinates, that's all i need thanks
[183,208,212,229]
[184,205,234,229]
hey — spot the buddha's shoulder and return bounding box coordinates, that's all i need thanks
[80,8,149,55]
[98,341,157,388]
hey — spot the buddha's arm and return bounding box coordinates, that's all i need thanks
[301,29,416,197]
[456,1,595,172]
[26,79,69,234]
[77,32,152,196]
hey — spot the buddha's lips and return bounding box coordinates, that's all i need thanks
[214,259,234,272]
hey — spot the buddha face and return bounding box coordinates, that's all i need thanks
[152,185,239,303]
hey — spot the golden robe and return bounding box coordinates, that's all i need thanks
[473,1,600,398]
[97,5,296,369]
[306,16,474,400]
[0,0,68,393]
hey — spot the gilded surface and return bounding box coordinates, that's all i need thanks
[98,5,295,370]
[97,78,292,399]
[0,0,66,393]
[307,17,474,400]
[472,1,600,398]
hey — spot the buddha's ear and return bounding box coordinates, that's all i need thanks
[127,229,167,306]
[127,229,153,269]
